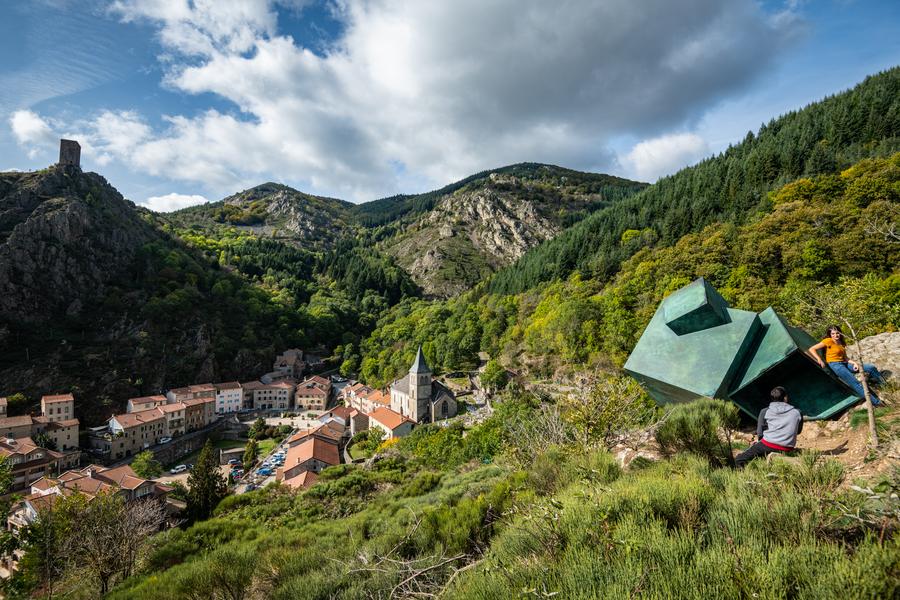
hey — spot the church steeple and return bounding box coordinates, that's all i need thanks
[409,345,431,375]
[408,346,432,422]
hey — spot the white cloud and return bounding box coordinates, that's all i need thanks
[36,0,802,201]
[9,110,57,158]
[141,192,209,212]
[622,133,710,182]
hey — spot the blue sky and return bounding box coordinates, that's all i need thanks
[1,0,898,210]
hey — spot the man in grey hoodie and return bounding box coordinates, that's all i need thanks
[735,386,803,468]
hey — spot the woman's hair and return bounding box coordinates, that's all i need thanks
[826,325,845,345]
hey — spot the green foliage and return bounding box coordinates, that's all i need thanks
[243,438,258,472]
[4,392,29,416]
[490,67,900,295]
[481,359,508,391]
[560,374,657,449]
[186,441,227,522]
[655,398,741,467]
[32,431,56,452]
[358,150,900,382]
[247,417,266,439]
[131,450,163,479]
[349,428,385,458]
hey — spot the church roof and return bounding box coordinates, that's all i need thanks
[409,346,431,375]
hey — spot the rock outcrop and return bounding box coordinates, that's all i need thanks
[382,169,642,297]
[0,167,161,323]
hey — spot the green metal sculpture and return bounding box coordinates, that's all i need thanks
[624,278,860,419]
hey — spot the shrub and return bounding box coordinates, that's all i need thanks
[655,398,740,467]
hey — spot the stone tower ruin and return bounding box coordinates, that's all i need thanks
[58,139,81,169]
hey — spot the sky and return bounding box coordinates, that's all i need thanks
[1,1,898,211]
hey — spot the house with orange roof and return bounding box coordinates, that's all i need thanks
[251,381,295,411]
[0,393,81,470]
[0,437,65,492]
[181,398,205,431]
[277,437,340,486]
[348,408,369,437]
[368,407,415,440]
[126,395,167,413]
[286,421,345,448]
[295,376,332,410]
[158,402,186,436]
[107,409,166,459]
[281,470,318,490]
[40,394,75,423]
[5,464,171,572]
[319,405,354,427]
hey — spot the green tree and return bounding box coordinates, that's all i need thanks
[480,359,508,392]
[5,392,29,415]
[186,441,227,522]
[131,450,163,479]
[248,417,266,439]
[243,439,258,472]
[32,431,57,452]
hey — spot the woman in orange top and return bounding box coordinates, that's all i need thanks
[808,325,883,405]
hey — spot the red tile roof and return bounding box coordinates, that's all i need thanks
[0,415,35,428]
[325,406,354,421]
[42,394,74,403]
[215,381,242,390]
[128,395,166,405]
[369,407,414,431]
[285,437,339,468]
[283,470,318,489]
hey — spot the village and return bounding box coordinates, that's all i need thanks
[0,345,468,575]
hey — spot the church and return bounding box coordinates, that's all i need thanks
[390,346,457,423]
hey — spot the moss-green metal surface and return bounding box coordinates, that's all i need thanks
[625,278,863,420]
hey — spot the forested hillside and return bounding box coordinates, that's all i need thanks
[355,150,899,386]
[0,169,314,423]
[490,67,900,295]
[377,165,645,296]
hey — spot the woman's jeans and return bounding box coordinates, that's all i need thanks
[828,361,883,405]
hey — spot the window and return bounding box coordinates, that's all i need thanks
[441,402,449,417]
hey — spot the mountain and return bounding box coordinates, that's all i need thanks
[0,167,307,424]
[376,164,646,297]
[489,67,900,295]
[168,164,645,298]
[354,71,900,386]
[168,182,354,247]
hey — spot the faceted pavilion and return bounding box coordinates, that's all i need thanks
[624,278,861,420]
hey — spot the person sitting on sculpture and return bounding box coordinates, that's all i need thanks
[808,325,884,406]
[735,386,803,469]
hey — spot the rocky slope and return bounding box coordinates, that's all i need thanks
[0,166,162,323]
[0,167,300,424]
[168,182,354,247]
[380,166,645,296]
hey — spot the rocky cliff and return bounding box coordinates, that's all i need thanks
[168,182,354,246]
[381,168,645,296]
[0,167,298,425]
[0,167,161,323]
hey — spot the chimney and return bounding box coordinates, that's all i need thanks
[58,139,81,169]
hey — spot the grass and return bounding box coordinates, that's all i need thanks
[167,439,246,468]
[348,444,367,461]
[257,438,277,457]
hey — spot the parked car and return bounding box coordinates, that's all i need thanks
[170,465,188,474]
[228,458,241,465]
[257,468,273,476]
[159,436,172,444]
